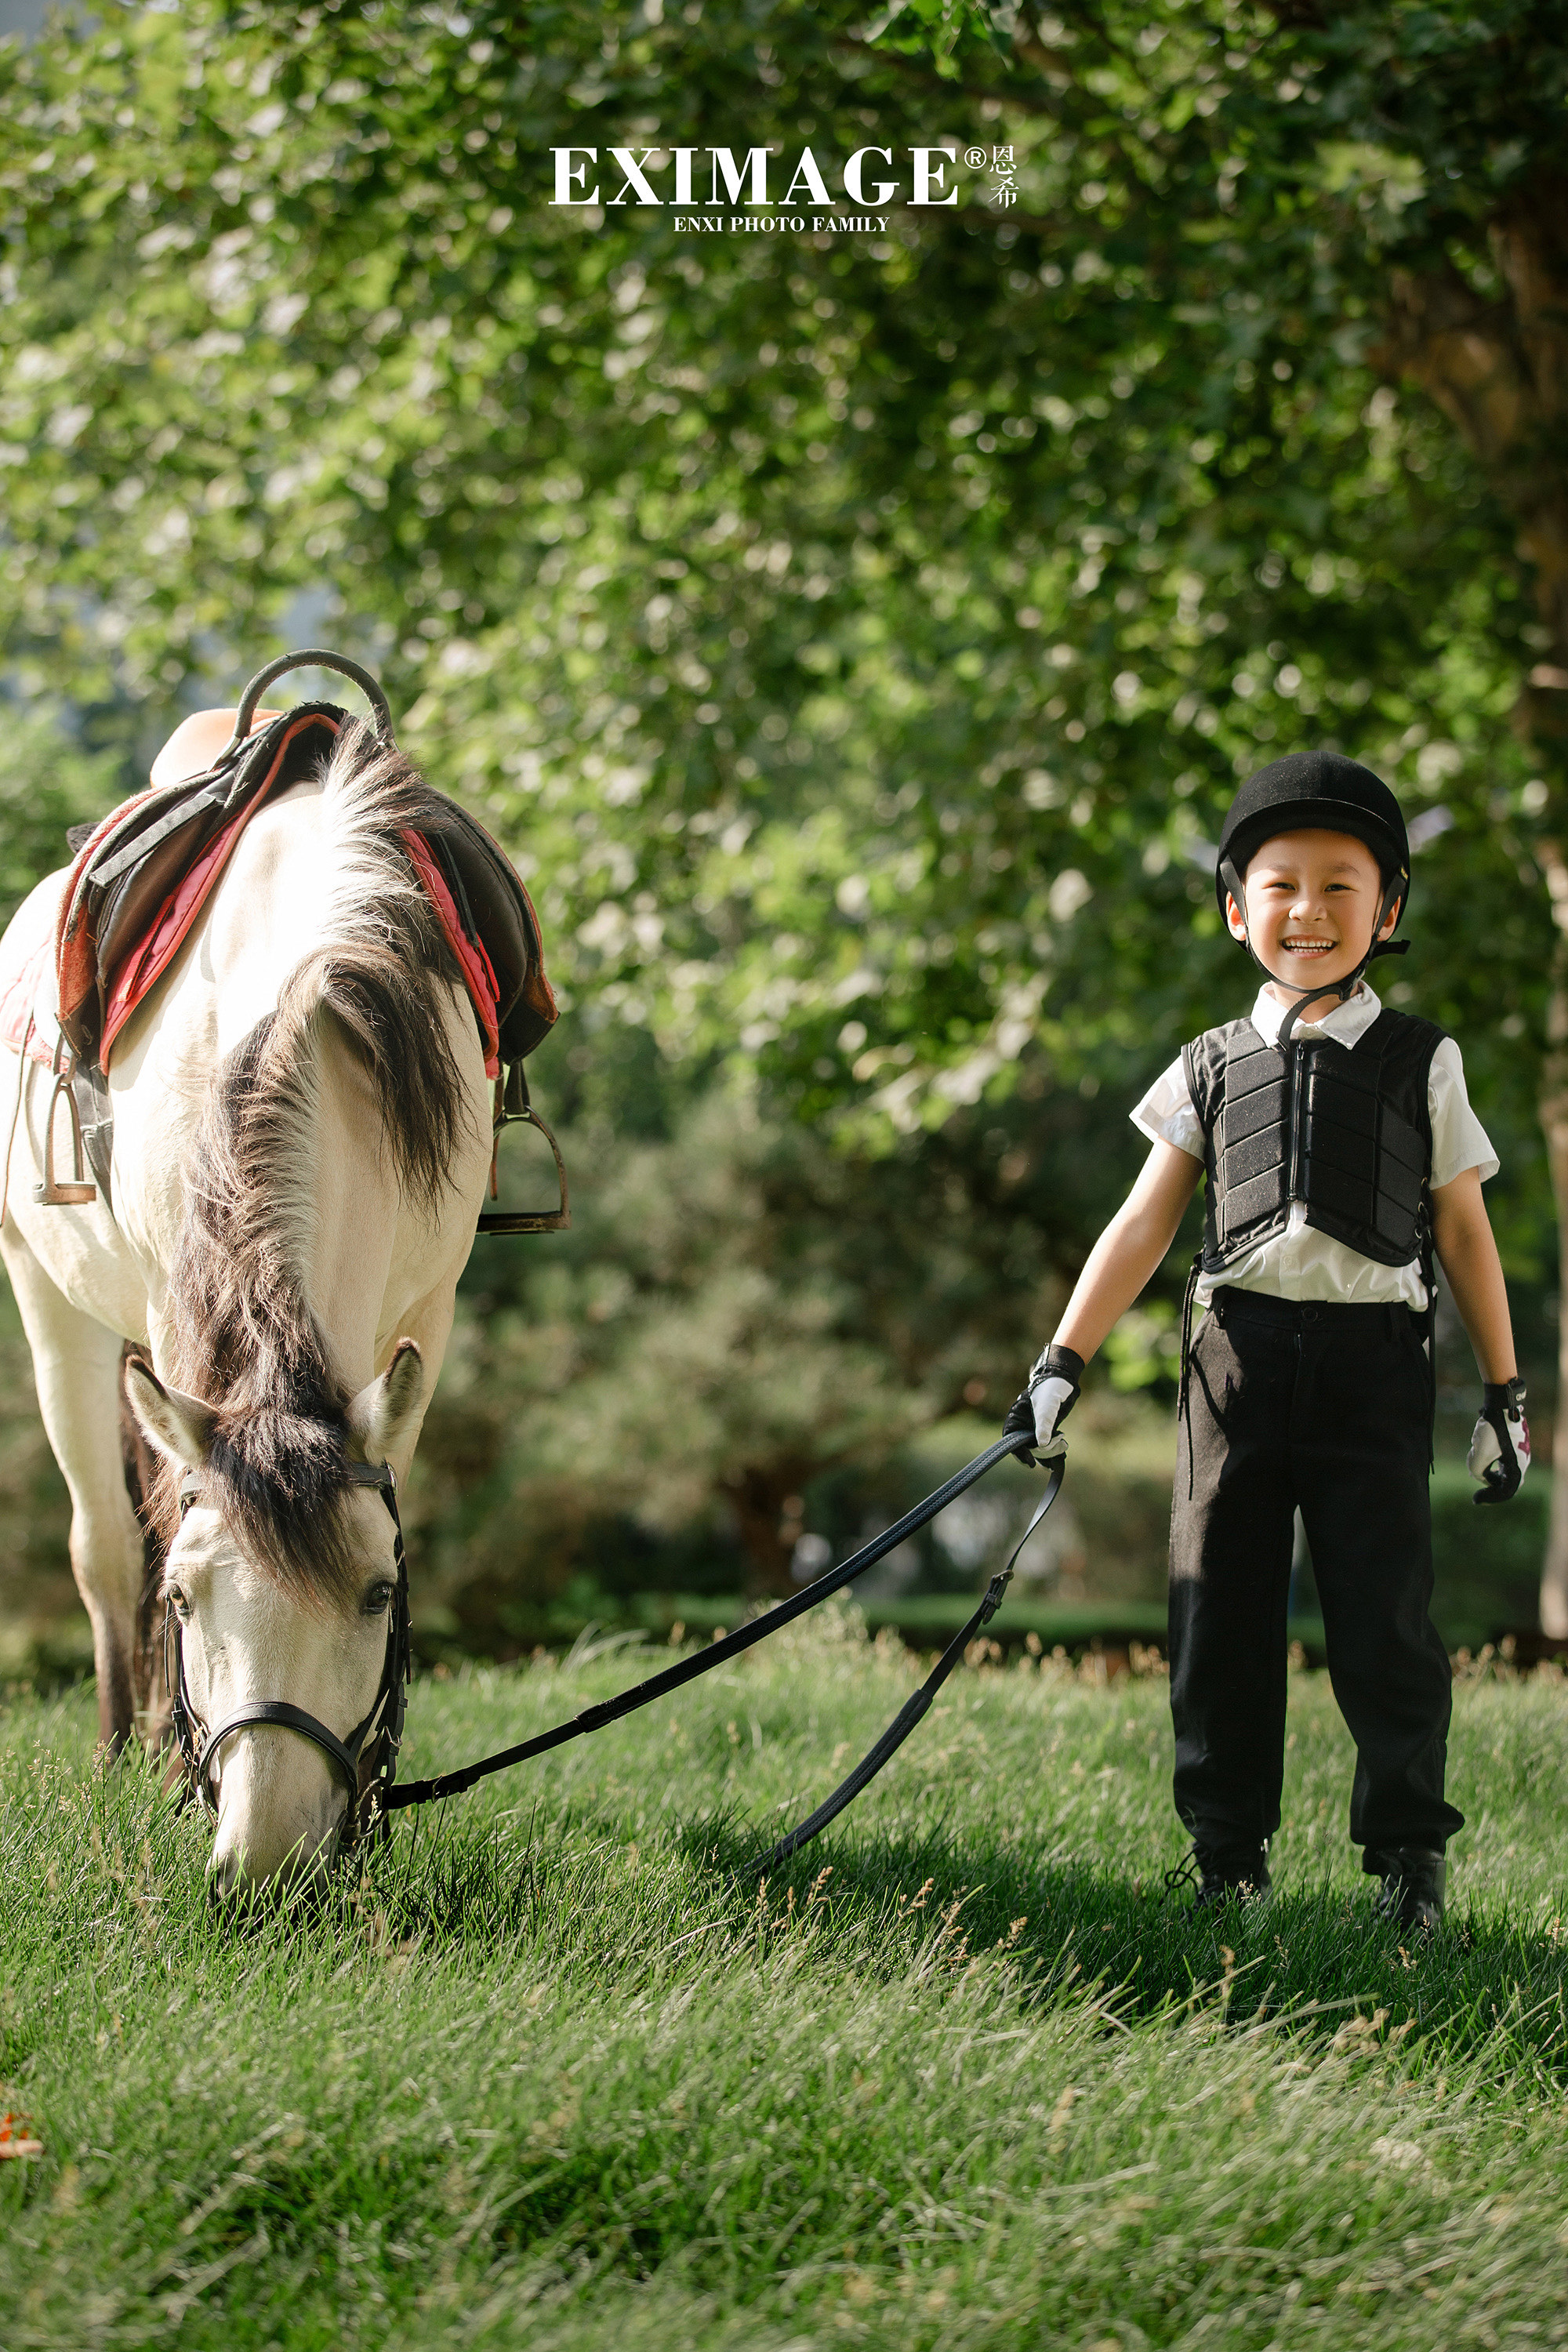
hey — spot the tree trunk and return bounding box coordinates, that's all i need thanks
[724,1459,815,1598]
[1534,851,1568,1635]
[1374,190,1568,1633]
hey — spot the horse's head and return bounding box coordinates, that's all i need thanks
[126,1341,426,1899]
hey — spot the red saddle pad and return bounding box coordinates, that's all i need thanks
[42,708,553,1080]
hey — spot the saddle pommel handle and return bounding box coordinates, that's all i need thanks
[226,652,396,755]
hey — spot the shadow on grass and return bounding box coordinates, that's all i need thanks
[44,1730,1563,2085]
[696,1815,1568,2075]
[332,1793,1568,2082]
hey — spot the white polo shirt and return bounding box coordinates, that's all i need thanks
[1132,983,1497,1309]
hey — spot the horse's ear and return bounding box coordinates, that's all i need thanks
[125,1359,216,1471]
[347,1339,424,1465]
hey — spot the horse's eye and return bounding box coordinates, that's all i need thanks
[168,1588,191,1623]
[364,1581,396,1617]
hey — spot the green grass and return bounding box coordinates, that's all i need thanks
[5,1611,1568,2349]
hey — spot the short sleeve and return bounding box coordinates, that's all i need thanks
[1428,1037,1499,1189]
[1131,1054,1205,1162]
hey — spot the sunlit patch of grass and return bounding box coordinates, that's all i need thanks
[3,1626,1566,2347]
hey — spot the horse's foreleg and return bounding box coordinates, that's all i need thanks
[1,1228,147,1751]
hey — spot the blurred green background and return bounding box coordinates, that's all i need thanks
[2,0,1566,1676]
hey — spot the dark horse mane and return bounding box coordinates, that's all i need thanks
[147,720,473,1601]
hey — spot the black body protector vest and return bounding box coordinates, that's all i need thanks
[1182,1009,1446,1282]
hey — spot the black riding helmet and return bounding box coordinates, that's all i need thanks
[1216,750,1412,1045]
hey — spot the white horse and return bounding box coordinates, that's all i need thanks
[0,709,492,1893]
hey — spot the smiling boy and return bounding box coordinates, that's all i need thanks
[1007,752,1528,1929]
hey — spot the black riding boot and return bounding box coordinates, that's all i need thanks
[1167,1838,1272,1909]
[1367,1845,1446,1932]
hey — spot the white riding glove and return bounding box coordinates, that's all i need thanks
[1468,1378,1530,1505]
[1003,1344,1084,1461]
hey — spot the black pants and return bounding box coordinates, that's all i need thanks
[1170,1286,1462,1860]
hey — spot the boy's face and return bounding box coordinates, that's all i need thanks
[1225,828,1397,1000]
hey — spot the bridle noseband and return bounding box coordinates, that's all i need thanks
[165,1459,412,1848]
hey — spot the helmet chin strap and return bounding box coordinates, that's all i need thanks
[1218,858,1410,1050]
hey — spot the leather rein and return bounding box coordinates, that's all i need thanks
[165,1436,1062,1871]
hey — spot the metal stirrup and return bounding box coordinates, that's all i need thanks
[478,1062,570,1234]
[32,1036,96,1207]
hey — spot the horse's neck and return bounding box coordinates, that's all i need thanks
[111,785,405,1390]
[298,1021,406,1386]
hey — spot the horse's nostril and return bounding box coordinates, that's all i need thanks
[208,1849,242,1904]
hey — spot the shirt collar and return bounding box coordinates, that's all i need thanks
[1249,980,1383,1051]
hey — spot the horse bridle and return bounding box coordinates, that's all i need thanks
[165,1460,412,1847]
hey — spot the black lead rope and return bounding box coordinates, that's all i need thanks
[388,1432,1055,1815]
[1177,1254,1204,1503]
[750,1455,1065,1874]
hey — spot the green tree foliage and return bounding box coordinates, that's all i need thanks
[0,5,1552,1070]
[2,3,1565,1601]
[0,707,121,929]
[412,1063,1141,1601]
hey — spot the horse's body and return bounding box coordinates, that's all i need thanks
[0,720,492,1889]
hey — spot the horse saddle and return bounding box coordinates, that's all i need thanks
[1,652,567,1233]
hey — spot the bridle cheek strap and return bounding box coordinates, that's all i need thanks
[169,1459,409,1839]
